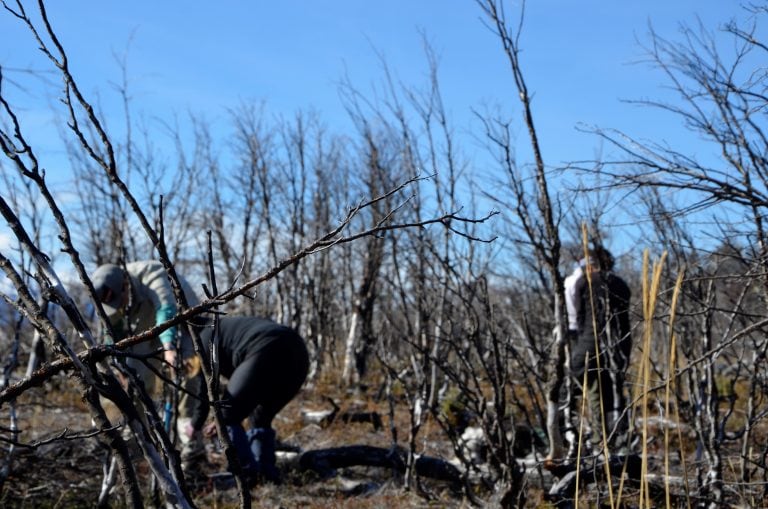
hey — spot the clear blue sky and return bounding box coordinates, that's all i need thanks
[0,1,750,257]
[1,2,743,163]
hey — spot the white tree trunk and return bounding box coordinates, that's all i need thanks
[342,310,359,385]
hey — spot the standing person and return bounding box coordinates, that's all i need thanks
[91,260,202,458]
[182,316,310,484]
[564,246,632,457]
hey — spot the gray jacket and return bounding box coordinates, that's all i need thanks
[107,260,199,349]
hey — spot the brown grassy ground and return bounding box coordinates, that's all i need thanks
[4,368,763,508]
[0,373,484,509]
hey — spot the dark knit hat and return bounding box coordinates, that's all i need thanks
[91,264,126,314]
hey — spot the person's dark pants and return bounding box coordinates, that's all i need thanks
[571,338,629,455]
[574,366,628,454]
[221,332,309,480]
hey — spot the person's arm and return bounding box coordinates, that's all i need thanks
[155,304,179,365]
[101,315,126,345]
[139,261,182,365]
[609,276,633,371]
[564,267,584,333]
[616,279,632,340]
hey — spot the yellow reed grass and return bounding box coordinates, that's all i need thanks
[577,226,615,508]
[635,249,667,509]
[572,244,691,508]
[664,269,687,509]
[574,355,590,509]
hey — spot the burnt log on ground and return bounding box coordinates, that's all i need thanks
[297,445,462,485]
[544,454,647,508]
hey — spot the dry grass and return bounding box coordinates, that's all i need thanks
[5,361,768,508]
[0,372,478,509]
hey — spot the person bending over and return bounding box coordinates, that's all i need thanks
[91,261,202,458]
[184,316,309,483]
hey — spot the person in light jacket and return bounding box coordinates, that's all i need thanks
[91,260,202,459]
[564,246,632,456]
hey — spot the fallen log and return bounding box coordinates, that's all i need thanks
[296,445,461,484]
[545,454,643,507]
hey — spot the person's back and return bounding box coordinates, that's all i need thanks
[184,316,309,483]
[570,270,631,377]
[197,316,298,376]
[121,261,199,336]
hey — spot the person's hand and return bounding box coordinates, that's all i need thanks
[183,420,196,440]
[163,348,177,367]
[202,421,218,438]
[116,371,129,390]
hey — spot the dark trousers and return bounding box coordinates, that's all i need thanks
[573,365,629,452]
[571,337,629,452]
[220,333,309,428]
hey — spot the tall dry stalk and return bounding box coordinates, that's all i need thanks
[664,270,685,508]
[578,226,616,508]
[633,250,667,508]
[574,355,590,509]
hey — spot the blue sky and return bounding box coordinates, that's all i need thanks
[0,1,751,256]
[1,2,743,162]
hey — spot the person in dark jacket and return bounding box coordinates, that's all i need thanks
[183,316,309,483]
[564,246,632,456]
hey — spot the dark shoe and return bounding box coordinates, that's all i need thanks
[226,424,259,473]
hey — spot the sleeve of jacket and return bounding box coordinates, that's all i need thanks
[131,261,189,348]
[564,266,585,332]
[615,276,632,340]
